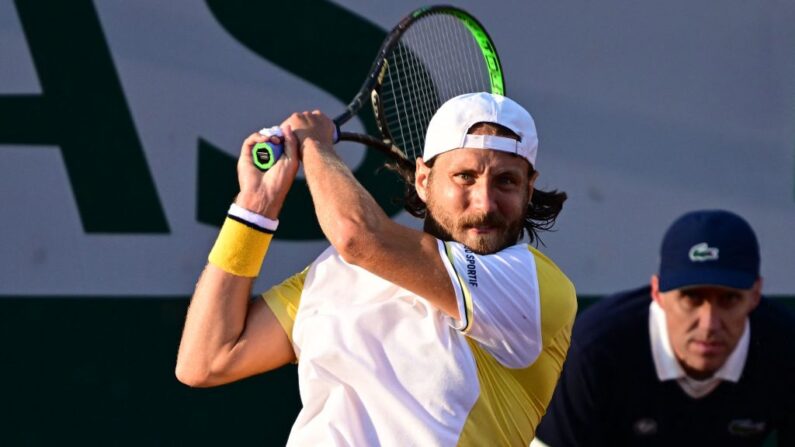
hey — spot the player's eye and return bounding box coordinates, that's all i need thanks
[495,175,520,187]
[454,172,475,183]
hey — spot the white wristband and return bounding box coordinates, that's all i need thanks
[228,203,279,233]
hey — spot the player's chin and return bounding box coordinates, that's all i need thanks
[462,233,511,255]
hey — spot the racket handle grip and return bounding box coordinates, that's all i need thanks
[252,126,284,172]
[251,122,341,172]
[252,141,282,171]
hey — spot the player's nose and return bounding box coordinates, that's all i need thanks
[470,182,498,214]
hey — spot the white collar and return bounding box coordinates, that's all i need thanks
[649,301,749,398]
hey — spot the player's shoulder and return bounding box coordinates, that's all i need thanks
[270,245,343,302]
[444,241,576,299]
[524,244,577,298]
[527,245,561,270]
[526,245,578,325]
[260,265,312,343]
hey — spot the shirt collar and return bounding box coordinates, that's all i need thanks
[649,301,749,392]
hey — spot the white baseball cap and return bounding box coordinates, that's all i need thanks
[422,92,538,166]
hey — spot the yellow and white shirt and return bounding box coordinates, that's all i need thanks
[263,240,576,446]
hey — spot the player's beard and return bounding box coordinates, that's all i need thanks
[423,199,526,255]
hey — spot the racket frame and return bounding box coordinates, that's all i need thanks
[334,5,505,168]
[253,5,505,173]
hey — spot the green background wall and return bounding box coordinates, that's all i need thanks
[2,296,791,445]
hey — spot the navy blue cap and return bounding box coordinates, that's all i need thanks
[658,210,760,292]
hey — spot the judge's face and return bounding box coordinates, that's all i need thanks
[651,276,761,380]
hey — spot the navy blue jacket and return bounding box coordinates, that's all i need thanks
[535,286,795,446]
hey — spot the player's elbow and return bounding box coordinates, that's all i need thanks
[328,219,380,265]
[333,232,370,266]
[175,356,226,388]
[175,359,216,388]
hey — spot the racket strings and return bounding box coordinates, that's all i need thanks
[393,44,426,158]
[378,12,495,163]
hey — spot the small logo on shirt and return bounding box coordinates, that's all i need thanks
[728,419,766,436]
[689,242,719,262]
[633,418,658,436]
[464,248,478,287]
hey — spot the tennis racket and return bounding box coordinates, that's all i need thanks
[252,4,505,172]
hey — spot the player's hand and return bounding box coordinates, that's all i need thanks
[235,124,300,219]
[282,110,336,155]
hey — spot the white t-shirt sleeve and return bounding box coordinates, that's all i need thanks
[436,239,543,369]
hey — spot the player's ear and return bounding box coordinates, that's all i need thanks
[415,157,431,203]
[527,167,539,204]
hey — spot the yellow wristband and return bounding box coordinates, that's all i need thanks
[208,217,273,277]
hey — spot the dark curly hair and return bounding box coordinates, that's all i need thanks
[386,123,567,245]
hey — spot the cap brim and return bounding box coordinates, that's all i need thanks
[658,267,757,292]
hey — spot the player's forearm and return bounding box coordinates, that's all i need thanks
[175,264,253,387]
[176,128,299,387]
[176,203,276,386]
[301,141,459,317]
[302,139,387,259]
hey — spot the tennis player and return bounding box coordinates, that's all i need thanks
[176,92,577,446]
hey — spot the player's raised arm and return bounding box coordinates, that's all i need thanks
[285,110,461,319]
[175,128,300,387]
